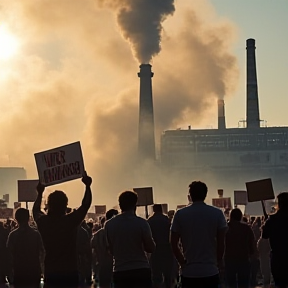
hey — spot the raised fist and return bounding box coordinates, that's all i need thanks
[82,171,92,187]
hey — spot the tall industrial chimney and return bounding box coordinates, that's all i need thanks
[138,64,156,161]
[218,99,226,129]
[246,38,260,128]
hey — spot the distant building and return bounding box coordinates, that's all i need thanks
[0,167,27,207]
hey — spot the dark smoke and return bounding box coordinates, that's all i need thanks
[96,0,175,63]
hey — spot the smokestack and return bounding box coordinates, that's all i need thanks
[218,99,226,129]
[138,64,156,161]
[246,38,260,128]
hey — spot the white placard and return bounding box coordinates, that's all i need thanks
[234,191,248,205]
[18,180,38,202]
[34,142,85,186]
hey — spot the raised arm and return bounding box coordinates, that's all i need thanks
[32,182,45,221]
[69,172,92,225]
[80,172,92,212]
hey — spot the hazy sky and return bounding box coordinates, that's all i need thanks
[210,0,288,128]
[0,0,287,208]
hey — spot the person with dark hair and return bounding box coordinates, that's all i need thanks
[262,192,288,288]
[91,209,118,288]
[105,191,155,288]
[7,208,45,288]
[170,181,227,288]
[32,173,92,288]
[224,208,255,288]
[148,204,174,288]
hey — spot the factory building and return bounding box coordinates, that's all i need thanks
[159,39,288,190]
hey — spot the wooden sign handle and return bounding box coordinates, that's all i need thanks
[145,205,149,219]
[261,200,268,220]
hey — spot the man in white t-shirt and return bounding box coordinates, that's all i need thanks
[105,190,155,288]
[171,181,227,288]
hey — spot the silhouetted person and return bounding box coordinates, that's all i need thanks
[77,220,92,286]
[171,181,227,288]
[0,221,9,285]
[92,209,118,288]
[105,190,155,288]
[257,227,271,288]
[148,204,174,288]
[262,192,288,288]
[32,173,92,288]
[7,208,45,288]
[224,208,255,288]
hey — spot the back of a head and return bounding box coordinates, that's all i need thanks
[153,204,163,213]
[189,181,207,202]
[106,209,119,220]
[230,208,242,222]
[15,208,30,225]
[47,190,68,216]
[277,192,288,211]
[118,191,138,212]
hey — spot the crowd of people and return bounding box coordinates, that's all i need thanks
[0,174,288,288]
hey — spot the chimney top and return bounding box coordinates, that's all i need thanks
[138,64,154,78]
[246,38,256,48]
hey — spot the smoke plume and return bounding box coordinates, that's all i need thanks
[96,0,175,63]
[0,0,239,208]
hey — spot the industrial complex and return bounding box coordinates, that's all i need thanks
[138,39,288,193]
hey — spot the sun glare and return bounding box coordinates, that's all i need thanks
[0,25,19,60]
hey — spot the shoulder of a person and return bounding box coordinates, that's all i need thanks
[94,227,104,235]
[8,229,17,238]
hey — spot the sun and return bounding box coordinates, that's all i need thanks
[0,25,19,60]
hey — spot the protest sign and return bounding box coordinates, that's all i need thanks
[34,142,85,186]
[95,205,106,215]
[176,205,186,210]
[234,191,248,206]
[244,200,275,216]
[217,189,224,197]
[3,194,9,203]
[212,197,232,209]
[86,212,96,220]
[18,180,38,202]
[0,208,13,219]
[161,204,168,214]
[14,202,21,209]
[133,187,154,207]
[246,178,275,202]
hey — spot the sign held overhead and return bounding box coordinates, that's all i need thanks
[18,180,39,202]
[234,191,248,206]
[34,142,85,186]
[246,178,275,202]
[133,187,154,207]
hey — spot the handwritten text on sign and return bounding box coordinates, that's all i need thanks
[34,142,85,186]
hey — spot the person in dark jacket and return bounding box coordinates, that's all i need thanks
[224,208,255,288]
[262,192,288,288]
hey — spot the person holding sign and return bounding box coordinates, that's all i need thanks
[261,192,288,288]
[32,172,92,288]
